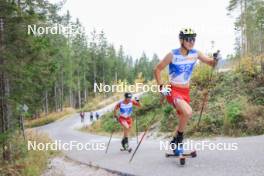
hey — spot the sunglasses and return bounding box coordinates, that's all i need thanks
[184,37,196,43]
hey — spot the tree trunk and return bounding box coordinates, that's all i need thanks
[45,90,48,116]
[0,17,11,161]
[240,0,244,56]
[244,0,248,55]
[54,83,57,111]
[115,71,117,83]
[260,29,263,55]
[69,87,73,107]
[77,72,81,108]
[83,72,87,103]
[261,56,264,74]
[60,70,64,111]
[93,52,97,95]
[0,74,12,161]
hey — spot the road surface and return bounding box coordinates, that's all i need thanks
[36,99,264,176]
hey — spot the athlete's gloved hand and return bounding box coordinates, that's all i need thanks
[213,50,221,67]
[159,85,171,96]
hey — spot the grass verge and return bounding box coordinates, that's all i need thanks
[25,108,75,128]
[0,130,59,176]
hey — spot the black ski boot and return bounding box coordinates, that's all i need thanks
[170,131,184,156]
[121,137,129,150]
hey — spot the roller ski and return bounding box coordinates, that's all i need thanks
[165,146,196,165]
[120,146,132,153]
[165,150,197,158]
[165,132,196,165]
[120,137,132,153]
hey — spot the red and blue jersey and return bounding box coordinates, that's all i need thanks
[169,48,198,84]
[116,100,140,118]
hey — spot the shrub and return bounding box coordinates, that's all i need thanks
[226,100,243,125]
[251,87,264,105]
[0,130,58,176]
[160,105,177,132]
[242,105,264,135]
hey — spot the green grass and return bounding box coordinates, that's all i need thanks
[25,108,75,128]
[82,93,124,112]
[81,92,162,135]
[81,69,264,138]
[0,130,59,176]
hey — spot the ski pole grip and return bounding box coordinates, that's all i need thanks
[213,50,220,60]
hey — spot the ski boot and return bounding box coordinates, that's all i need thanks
[170,134,184,156]
[121,137,132,153]
[174,143,184,156]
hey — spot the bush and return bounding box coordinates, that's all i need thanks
[192,63,212,87]
[25,108,75,128]
[242,105,264,135]
[82,92,162,135]
[235,56,259,77]
[101,113,122,133]
[160,105,177,132]
[226,100,243,125]
[251,87,264,105]
[82,69,264,137]
[0,130,58,176]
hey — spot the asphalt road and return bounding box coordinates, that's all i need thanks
[36,99,264,176]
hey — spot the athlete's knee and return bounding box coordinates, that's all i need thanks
[179,109,192,119]
[185,109,192,118]
[125,124,130,129]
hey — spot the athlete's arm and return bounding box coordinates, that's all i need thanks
[197,51,217,67]
[154,52,173,85]
[113,103,120,118]
[132,100,141,108]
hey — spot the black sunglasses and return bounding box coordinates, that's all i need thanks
[184,37,196,43]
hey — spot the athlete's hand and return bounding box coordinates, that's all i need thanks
[212,50,221,68]
[135,97,140,102]
[113,115,118,121]
[159,85,171,96]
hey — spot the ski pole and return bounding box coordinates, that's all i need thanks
[136,116,139,144]
[197,74,213,127]
[105,128,114,154]
[105,117,117,154]
[134,96,140,144]
[129,113,156,163]
[197,50,221,127]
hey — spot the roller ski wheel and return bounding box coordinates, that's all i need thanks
[180,157,185,165]
[120,147,132,153]
[190,150,197,158]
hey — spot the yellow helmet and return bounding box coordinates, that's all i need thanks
[179,28,196,39]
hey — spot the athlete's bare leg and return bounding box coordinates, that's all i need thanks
[173,98,192,133]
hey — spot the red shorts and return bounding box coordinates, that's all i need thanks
[166,85,191,114]
[118,116,133,128]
